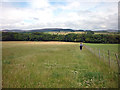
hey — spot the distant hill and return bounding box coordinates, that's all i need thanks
[2,28,83,32]
[29,28,74,32]
[2,29,25,32]
[106,29,118,32]
[1,28,118,33]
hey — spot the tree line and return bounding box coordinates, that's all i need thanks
[2,32,120,44]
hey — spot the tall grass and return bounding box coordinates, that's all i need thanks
[85,43,118,61]
[2,41,118,88]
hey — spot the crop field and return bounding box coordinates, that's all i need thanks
[2,41,118,88]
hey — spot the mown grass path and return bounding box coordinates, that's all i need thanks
[2,41,118,88]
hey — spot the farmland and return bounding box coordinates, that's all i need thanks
[46,31,119,35]
[2,41,118,88]
[47,32,86,35]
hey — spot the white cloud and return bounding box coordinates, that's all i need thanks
[0,0,118,30]
[1,0,120,2]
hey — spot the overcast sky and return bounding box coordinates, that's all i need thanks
[0,0,119,30]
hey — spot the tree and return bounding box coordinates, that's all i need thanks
[86,31,94,35]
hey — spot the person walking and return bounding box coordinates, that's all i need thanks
[80,42,83,50]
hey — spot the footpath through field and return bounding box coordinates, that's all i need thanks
[2,41,118,88]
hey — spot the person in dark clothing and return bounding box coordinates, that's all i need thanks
[80,42,83,50]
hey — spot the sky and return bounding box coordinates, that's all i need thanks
[0,0,119,30]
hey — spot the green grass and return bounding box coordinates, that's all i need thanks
[85,43,119,61]
[2,41,118,88]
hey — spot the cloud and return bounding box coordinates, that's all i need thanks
[0,0,118,30]
[1,0,119,2]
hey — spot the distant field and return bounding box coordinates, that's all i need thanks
[2,41,118,88]
[94,32,110,34]
[94,32,120,35]
[47,32,85,35]
[46,32,119,35]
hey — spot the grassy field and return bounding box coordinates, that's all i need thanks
[2,41,118,88]
[94,32,119,35]
[46,32,119,35]
[46,32,85,35]
[85,43,119,61]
